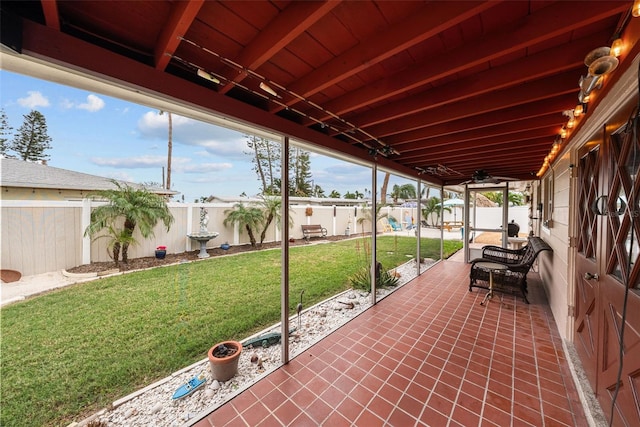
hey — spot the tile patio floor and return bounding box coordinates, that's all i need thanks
[193,259,587,426]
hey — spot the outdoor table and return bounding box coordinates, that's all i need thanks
[476,261,508,306]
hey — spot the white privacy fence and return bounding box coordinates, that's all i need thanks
[1,200,528,276]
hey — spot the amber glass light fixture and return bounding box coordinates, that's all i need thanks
[611,38,624,57]
[633,0,640,17]
[574,104,584,117]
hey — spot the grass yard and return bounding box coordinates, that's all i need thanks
[0,236,461,426]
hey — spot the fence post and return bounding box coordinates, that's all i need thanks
[82,198,91,264]
[186,204,193,252]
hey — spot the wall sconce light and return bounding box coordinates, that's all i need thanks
[633,0,640,17]
[197,69,220,84]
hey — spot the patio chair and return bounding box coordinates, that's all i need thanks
[379,218,394,232]
[468,236,552,303]
[387,217,402,231]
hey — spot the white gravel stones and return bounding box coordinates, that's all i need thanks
[92,259,433,426]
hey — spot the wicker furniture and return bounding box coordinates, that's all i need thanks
[469,237,552,303]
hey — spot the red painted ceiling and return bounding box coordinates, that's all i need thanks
[1,1,635,185]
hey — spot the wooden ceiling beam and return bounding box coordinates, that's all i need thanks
[383,95,574,146]
[394,115,562,153]
[404,141,553,166]
[365,70,578,138]
[41,0,60,30]
[155,0,205,71]
[401,131,556,163]
[345,32,608,128]
[271,0,498,112]
[218,0,340,95]
[322,2,619,125]
[417,147,549,173]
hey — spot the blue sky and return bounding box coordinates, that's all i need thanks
[0,70,417,202]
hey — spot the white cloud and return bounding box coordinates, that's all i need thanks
[17,91,50,108]
[137,111,249,159]
[60,98,74,110]
[90,155,168,168]
[179,162,233,173]
[78,94,105,112]
[105,171,135,182]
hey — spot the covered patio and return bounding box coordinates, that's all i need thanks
[192,259,589,426]
[2,1,639,425]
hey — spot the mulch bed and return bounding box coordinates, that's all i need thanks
[66,234,361,274]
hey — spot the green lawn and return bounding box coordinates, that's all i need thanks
[0,236,461,426]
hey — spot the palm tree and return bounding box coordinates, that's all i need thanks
[357,203,391,233]
[329,190,341,198]
[85,181,174,265]
[257,196,294,245]
[390,183,417,203]
[421,197,451,226]
[223,203,264,247]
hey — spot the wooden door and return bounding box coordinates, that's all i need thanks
[595,124,640,426]
[574,141,602,387]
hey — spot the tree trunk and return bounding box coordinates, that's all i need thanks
[246,224,257,247]
[112,242,121,267]
[381,172,390,204]
[260,213,274,244]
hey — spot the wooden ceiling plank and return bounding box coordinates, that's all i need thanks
[393,114,564,152]
[218,0,341,94]
[41,0,60,31]
[418,149,550,171]
[366,70,578,138]
[346,31,608,128]
[313,2,626,123]
[399,129,557,160]
[277,0,498,107]
[155,0,205,71]
[383,95,574,146]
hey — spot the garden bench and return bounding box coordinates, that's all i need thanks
[301,224,327,241]
[469,236,552,303]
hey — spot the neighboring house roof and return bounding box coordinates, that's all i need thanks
[207,195,369,206]
[0,157,177,196]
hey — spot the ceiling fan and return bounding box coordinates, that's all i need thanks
[461,169,517,185]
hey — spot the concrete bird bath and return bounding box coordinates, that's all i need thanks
[188,232,219,258]
[188,207,219,258]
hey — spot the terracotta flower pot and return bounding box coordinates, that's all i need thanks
[208,340,242,382]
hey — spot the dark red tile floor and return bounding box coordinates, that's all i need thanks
[192,260,587,426]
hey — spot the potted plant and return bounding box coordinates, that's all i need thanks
[208,340,242,381]
[155,245,167,259]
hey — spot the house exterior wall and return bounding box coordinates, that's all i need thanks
[534,52,640,341]
[538,153,572,339]
[1,186,91,201]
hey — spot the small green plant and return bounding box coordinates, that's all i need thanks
[349,262,399,291]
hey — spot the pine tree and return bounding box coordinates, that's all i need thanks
[0,108,13,157]
[11,110,52,161]
[246,135,281,195]
[291,147,312,196]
